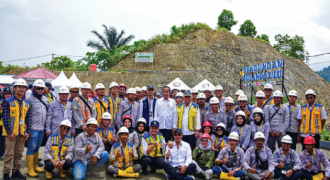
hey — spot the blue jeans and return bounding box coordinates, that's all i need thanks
[73,151,109,180]
[44,160,72,172]
[212,166,245,177]
[27,130,44,155]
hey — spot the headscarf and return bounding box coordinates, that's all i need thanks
[199,138,211,151]
[123,118,134,133]
[32,88,43,99]
[236,115,246,127]
[215,126,226,138]
[254,112,264,126]
[135,121,146,134]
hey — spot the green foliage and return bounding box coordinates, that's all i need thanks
[238,20,257,38]
[42,56,75,71]
[316,66,330,83]
[256,34,269,43]
[217,9,238,31]
[236,35,269,44]
[273,34,308,60]
[216,27,229,32]
[0,62,22,74]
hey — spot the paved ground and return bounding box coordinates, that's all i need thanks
[0,143,329,180]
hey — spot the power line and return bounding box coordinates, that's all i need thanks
[1,54,52,63]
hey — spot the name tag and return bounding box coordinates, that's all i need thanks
[149,111,152,117]
[281,170,286,174]
[19,119,23,125]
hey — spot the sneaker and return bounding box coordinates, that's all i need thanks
[2,174,10,180]
[90,165,104,179]
[0,154,5,159]
[11,171,26,180]
[166,174,173,180]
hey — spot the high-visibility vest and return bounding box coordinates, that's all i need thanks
[49,133,72,161]
[93,97,109,125]
[300,104,323,134]
[263,98,274,105]
[177,103,198,131]
[112,141,134,169]
[105,95,122,125]
[214,136,229,151]
[97,126,115,142]
[233,102,239,110]
[76,97,91,124]
[140,132,163,158]
[2,97,30,136]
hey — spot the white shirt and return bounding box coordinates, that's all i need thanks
[165,141,192,167]
[173,103,201,135]
[154,97,177,129]
[297,103,328,137]
[141,134,166,156]
[25,89,32,99]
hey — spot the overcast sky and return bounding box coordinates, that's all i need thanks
[1,0,329,71]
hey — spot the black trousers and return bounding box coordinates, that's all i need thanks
[302,170,325,180]
[182,134,195,151]
[75,128,84,138]
[286,132,298,150]
[163,163,196,179]
[160,129,172,142]
[44,160,72,172]
[141,156,165,171]
[301,134,320,150]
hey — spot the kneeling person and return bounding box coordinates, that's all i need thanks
[44,120,73,179]
[108,127,141,178]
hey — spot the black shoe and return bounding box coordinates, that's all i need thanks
[38,162,43,166]
[142,170,148,176]
[38,158,42,161]
[2,174,10,180]
[150,168,156,173]
[11,171,26,180]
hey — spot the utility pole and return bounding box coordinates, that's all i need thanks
[225,45,229,96]
[52,53,54,72]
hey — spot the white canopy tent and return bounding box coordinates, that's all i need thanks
[68,72,82,88]
[192,79,215,92]
[51,71,71,96]
[166,77,191,91]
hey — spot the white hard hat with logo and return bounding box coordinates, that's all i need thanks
[235,90,244,96]
[215,85,223,91]
[101,112,112,119]
[60,119,72,128]
[253,107,263,114]
[197,93,206,99]
[281,135,293,144]
[256,91,265,98]
[229,132,239,140]
[135,87,141,92]
[236,110,246,118]
[176,92,184,98]
[254,132,265,140]
[305,89,316,96]
[210,97,220,104]
[137,118,147,124]
[85,118,98,126]
[238,94,248,101]
[59,86,69,94]
[95,83,105,90]
[109,82,119,89]
[204,87,213,92]
[33,79,45,88]
[126,88,136,94]
[118,127,129,134]
[216,123,226,131]
[225,97,234,104]
[141,86,147,91]
[81,82,91,89]
[264,83,273,90]
[191,88,198,93]
[288,90,298,97]
[273,90,283,97]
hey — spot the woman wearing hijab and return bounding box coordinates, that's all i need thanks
[249,107,269,146]
[135,118,147,156]
[192,133,214,180]
[117,115,139,148]
[195,121,216,147]
[212,123,229,158]
[230,110,251,151]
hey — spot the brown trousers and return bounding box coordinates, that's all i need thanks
[2,135,25,174]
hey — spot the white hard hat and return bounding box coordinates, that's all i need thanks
[191,88,198,93]
[109,82,119,89]
[101,112,112,119]
[288,90,298,97]
[126,88,136,94]
[118,127,129,134]
[176,92,184,98]
[70,85,80,90]
[197,93,206,99]
[95,83,105,90]
[253,107,263,114]
[273,90,283,97]
[33,79,45,88]
[236,110,246,118]
[137,118,147,124]
[60,119,72,128]
[210,97,220,104]
[81,82,91,89]
[216,123,226,131]
[215,85,223,91]
[141,86,147,91]
[228,132,239,141]
[85,118,98,126]
[204,87,213,92]
[264,83,273,90]
[256,91,265,98]
[235,90,244,96]
[135,87,141,92]
[225,97,234,104]
[305,89,316,96]
[281,135,293,144]
[254,132,265,140]
[59,86,69,94]
[238,94,248,101]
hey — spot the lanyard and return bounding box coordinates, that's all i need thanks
[281,149,293,166]
[217,137,224,148]
[15,99,23,119]
[228,147,238,160]
[120,145,126,168]
[289,105,296,122]
[273,105,283,112]
[255,121,263,132]
[84,132,97,144]
[237,126,245,138]
[59,101,68,115]
[101,126,109,138]
[305,149,316,164]
[126,102,133,115]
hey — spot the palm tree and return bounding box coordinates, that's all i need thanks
[87,25,135,51]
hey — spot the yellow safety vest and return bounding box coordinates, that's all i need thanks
[140,132,163,158]
[113,142,134,169]
[93,98,109,125]
[263,98,274,105]
[214,136,229,151]
[97,127,115,142]
[177,103,198,131]
[50,133,72,161]
[300,104,323,134]
[2,98,29,136]
[106,95,122,125]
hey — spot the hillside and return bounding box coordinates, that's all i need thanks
[316,66,330,83]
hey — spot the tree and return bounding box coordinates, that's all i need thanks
[273,34,308,60]
[87,25,135,51]
[217,9,238,31]
[41,56,75,71]
[238,20,257,38]
[256,34,269,42]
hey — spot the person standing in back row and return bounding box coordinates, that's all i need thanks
[140,85,157,132]
[263,83,274,105]
[214,85,226,109]
[117,88,140,129]
[93,83,109,125]
[105,82,123,128]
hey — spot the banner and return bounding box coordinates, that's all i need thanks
[242,81,277,87]
[240,59,284,81]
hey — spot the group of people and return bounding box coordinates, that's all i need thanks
[0,78,329,180]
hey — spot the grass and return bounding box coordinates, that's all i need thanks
[235,35,270,44]
[216,27,229,32]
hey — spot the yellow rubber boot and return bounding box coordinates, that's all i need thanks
[45,171,53,179]
[117,168,139,179]
[313,173,324,180]
[59,168,68,178]
[26,155,39,177]
[33,153,45,173]
[220,172,239,180]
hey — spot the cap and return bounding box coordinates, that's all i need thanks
[101,112,112,119]
[60,119,72,128]
[173,128,182,134]
[33,79,45,88]
[28,84,33,89]
[95,83,105,90]
[45,82,53,90]
[273,90,283,97]
[85,118,98,126]
[147,85,154,90]
[150,120,159,127]
[184,91,192,96]
[59,86,69,94]
[3,88,12,94]
[254,132,265,140]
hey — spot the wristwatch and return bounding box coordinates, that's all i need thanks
[235,168,239,171]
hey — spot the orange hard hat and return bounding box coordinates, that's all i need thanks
[303,135,316,145]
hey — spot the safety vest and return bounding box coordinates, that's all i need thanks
[300,104,323,134]
[105,95,122,125]
[46,93,55,103]
[140,132,163,158]
[2,97,30,136]
[214,136,229,151]
[49,133,72,161]
[263,98,274,105]
[93,97,109,125]
[97,126,115,142]
[233,102,239,110]
[76,97,91,124]
[177,103,198,131]
[112,141,134,169]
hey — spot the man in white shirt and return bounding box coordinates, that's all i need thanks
[163,128,196,180]
[154,86,177,142]
[25,84,33,99]
[175,91,201,150]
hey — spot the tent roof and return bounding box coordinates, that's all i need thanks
[13,67,58,80]
[68,72,82,88]
[0,74,15,84]
[166,77,191,91]
[51,71,71,87]
[192,79,215,91]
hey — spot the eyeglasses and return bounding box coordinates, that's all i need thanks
[256,97,264,100]
[255,139,264,142]
[35,87,44,91]
[306,97,314,99]
[225,104,232,107]
[216,129,223,132]
[70,91,79,93]
[62,126,71,131]
[192,93,198,95]
[264,89,273,92]
[174,133,181,136]
[201,140,208,143]
[282,143,290,145]
[239,101,247,103]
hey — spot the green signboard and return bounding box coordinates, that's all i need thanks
[135,53,153,62]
